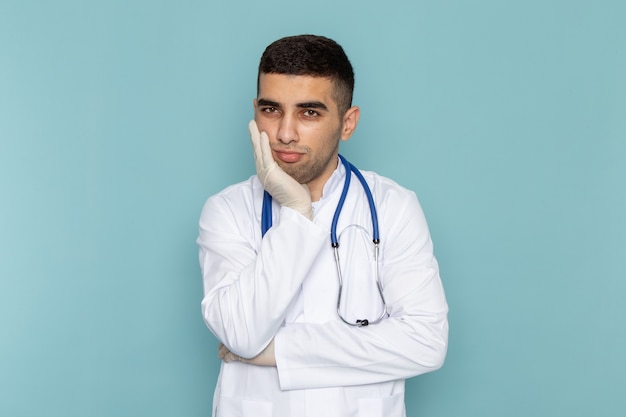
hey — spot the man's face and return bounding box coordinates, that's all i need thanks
[254,73,359,199]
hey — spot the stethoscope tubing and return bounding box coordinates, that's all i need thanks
[261,155,379,242]
[260,154,387,326]
[332,155,379,246]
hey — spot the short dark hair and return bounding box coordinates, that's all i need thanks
[257,34,355,115]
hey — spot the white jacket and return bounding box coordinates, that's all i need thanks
[198,160,448,417]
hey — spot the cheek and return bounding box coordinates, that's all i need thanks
[254,117,274,137]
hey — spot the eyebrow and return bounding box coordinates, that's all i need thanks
[257,98,329,112]
[257,99,281,107]
[298,101,329,111]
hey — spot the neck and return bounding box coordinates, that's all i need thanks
[309,185,322,203]
[308,155,343,202]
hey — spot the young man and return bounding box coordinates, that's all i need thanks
[198,34,448,417]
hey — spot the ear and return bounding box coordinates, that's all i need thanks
[340,106,360,141]
[253,98,258,109]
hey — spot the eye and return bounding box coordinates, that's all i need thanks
[302,109,320,118]
[259,106,281,118]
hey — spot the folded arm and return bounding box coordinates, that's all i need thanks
[199,200,326,359]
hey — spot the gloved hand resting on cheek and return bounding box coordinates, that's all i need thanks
[249,120,313,220]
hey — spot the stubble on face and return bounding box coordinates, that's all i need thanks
[275,132,341,185]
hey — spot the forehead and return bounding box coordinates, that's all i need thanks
[258,73,338,109]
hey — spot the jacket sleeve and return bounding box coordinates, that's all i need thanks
[274,190,449,390]
[198,191,327,359]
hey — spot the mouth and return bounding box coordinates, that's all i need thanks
[273,150,304,163]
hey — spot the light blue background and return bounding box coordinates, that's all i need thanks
[1,1,625,416]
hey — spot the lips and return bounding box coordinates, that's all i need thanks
[274,150,303,163]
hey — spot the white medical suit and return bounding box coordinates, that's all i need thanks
[198,159,448,417]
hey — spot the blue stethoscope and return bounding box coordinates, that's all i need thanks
[261,154,388,327]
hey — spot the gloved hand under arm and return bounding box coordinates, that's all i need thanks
[218,340,276,367]
[249,120,313,220]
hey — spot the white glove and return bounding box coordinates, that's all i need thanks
[249,120,313,220]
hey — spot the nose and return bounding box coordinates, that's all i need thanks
[276,114,298,144]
